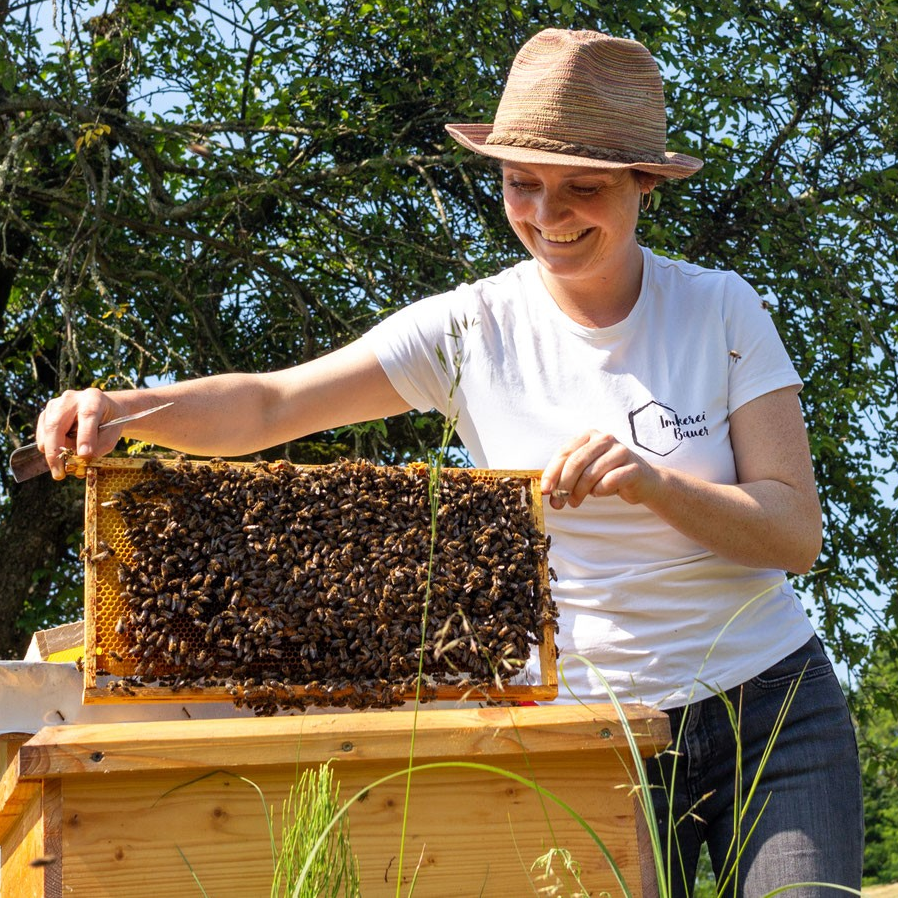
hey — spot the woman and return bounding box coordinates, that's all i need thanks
[36,29,861,895]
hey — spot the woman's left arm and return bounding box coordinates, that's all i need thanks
[541,386,823,574]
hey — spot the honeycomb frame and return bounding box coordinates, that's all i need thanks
[82,457,558,706]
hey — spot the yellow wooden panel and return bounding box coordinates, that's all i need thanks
[1,736,30,781]
[0,787,46,898]
[58,754,645,897]
[18,704,670,778]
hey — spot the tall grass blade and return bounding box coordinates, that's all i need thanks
[395,324,468,897]
[177,845,213,898]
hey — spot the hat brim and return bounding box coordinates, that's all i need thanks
[445,123,703,180]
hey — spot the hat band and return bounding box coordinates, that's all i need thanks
[485,130,668,165]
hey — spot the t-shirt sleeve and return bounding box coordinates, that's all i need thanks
[723,274,802,414]
[362,288,476,416]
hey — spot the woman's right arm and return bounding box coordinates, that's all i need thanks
[35,339,412,479]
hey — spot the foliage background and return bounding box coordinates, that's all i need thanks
[1,0,897,878]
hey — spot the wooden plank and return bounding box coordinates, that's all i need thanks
[1,779,65,898]
[0,782,45,898]
[1,736,39,844]
[4,706,666,896]
[18,704,669,779]
[1,736,31,781]
[57,751,650,897]
[26,623,84,663]
[82,681,560,706]
[41,780,63,898]
[82,467,99,698]
[635,793,660,898]
[0,771,40,844]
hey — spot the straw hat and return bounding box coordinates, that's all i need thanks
[445,29,702,179]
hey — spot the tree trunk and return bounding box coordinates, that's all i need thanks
[0,477,84,659]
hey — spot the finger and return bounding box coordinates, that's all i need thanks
[74,406,106,457]
[35,410,66,482]
[540,432,592,500]
[58,388,108,457]
[564,433,620,506]
[35,409,46,450]
[544,488,570,511]
[36,399,77,480]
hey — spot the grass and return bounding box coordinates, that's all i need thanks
[272,762,360,898]
[393,318,469,896]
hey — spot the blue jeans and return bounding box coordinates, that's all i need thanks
[645,636,863,898]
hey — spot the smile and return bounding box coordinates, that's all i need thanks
[540,228,589,243]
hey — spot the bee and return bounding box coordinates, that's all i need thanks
[80,540,115,564]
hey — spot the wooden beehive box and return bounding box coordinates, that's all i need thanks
[0,704,669,897]
[81,457,558,709]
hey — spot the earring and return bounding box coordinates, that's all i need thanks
[641,190,653,212]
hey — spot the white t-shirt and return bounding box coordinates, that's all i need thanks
[363,246,815,708]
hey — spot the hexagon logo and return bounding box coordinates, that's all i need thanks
[628,400,682,457]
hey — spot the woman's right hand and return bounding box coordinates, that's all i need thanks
[35,388,128,479]
[31,340,413,481]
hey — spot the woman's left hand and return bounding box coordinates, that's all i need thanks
[540,429,661,510]
[538,388,822,574]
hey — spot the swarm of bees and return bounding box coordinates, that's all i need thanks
[106,458,557,715]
